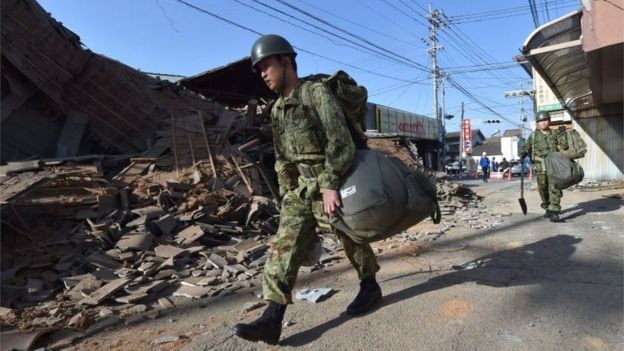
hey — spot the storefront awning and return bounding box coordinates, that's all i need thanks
[520,10,593,116]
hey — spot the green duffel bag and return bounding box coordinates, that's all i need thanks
[545,151,584,190]
[330,149,440,244]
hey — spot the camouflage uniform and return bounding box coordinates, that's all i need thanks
[262,81,380,305]
[521,129,569,212]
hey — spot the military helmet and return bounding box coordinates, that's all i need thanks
[535,110,550,122]
[250,34,296,68]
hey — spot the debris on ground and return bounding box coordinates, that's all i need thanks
[295,288,335,303]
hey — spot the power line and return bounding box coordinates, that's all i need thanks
[369,77,431,95]
[447,75,530,130]
[273,0,431,71]
[388,81,417,105]
[444,63,521,74]
[397,0,427,20]
[174,0,425,84]
[408,0,429,14]
[544,0,552,21]
[528,0,541,27]
[356,0,423,41]
[175,0,262,35]
[440,18,525,81]
[249,0,426,70]
[447,0,576,23]
[380,0,428,28]
[234,0,406,64]
[295,0,424,48]
[394,3,528,127]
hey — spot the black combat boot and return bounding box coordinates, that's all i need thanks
[549,211,563,222]
[543,210,551,218]
[346,275,382,316]
[233,301,286,345]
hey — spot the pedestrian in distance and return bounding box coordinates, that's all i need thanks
[492,157,498,172]
[479,152,490,183]
[233,34,382,345]
[520,111,569,222]
[499,157,510,175]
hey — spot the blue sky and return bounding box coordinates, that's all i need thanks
[37,0,580,136]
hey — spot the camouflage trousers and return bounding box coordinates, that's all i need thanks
[537,172,562,212]
[262,184,380,305]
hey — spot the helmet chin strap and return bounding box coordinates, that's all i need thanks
[277,56,288,96]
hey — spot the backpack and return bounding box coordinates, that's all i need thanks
[300,71,369,150]
[330,149,441,244]
[560,129,587,159]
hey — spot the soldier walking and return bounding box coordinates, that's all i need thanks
[520,111,569,222]
[233,34,382,345]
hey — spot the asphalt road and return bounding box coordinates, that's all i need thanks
[72,179,624,351]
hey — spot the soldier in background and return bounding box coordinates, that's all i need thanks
[499,157,510,173]
[233,35,382,345]
[520,111,569,222]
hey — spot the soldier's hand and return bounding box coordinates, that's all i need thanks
[322,189,341,216]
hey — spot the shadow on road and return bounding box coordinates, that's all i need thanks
[561,197,623,221]
[280,234,623,346]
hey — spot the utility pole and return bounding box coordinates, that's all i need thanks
[441,74,446,166]
[519,82,527,140]
[459,101,464,179]
[427,6,444,170]
[504,84,534,158]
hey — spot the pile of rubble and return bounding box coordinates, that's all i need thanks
[0,105,342,348]
[0,128,499,350]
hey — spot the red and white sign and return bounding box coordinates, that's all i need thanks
[462,119,472,153]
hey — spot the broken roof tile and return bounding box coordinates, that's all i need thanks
[154,245,187,259]
[116,232,154,251]
[79,278,131,306]
[172,284,212,299]
[174,225,205,246]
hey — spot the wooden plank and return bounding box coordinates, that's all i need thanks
[0,171,52,204]
[198,111,217,178]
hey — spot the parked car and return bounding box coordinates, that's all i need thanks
[446,161,466,176]
[503,161,529,177]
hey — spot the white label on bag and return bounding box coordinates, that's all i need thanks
[340,185,357,199]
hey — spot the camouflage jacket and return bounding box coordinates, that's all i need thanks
[271,80,355,195]
[521,129,569,164]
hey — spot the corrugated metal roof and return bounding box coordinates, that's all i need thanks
[180,57,276,106]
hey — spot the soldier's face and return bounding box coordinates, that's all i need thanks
[538,120,550,130]
[257,56,284,93]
